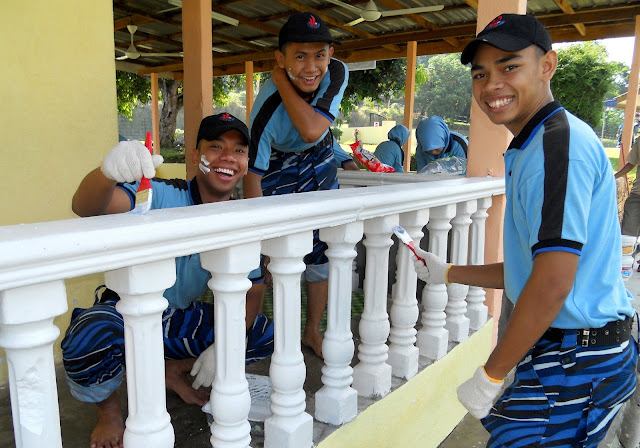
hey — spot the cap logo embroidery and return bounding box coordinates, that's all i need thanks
[307,15,320,29]
[220,113,233,121]
[486,16,505,29]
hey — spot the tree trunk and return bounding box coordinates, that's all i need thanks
[159,79,183,149]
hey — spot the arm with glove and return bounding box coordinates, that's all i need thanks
[72,140,164,217]
[410,247,576,419]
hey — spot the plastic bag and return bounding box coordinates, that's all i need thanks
[350,141,396,173]
[417,156,467,175]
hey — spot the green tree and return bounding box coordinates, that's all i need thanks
[116,71,151,119]
[414,53,472,121]
[551,42,618,129]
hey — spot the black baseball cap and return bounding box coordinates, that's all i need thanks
[279,12,341,50]
[460,14,552,65]
[196,112,249,146]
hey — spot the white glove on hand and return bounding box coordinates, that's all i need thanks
[411,247,452,284]
[101,140,163,183]
[457,366,504,419]
[190,343,216,389]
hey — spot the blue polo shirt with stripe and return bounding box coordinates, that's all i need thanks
[503,101,634,329]
[248,58,348,174]
[117,177,263,309]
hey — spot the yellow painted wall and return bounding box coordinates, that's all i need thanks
[318,321,493,448]
[1,0,117,382]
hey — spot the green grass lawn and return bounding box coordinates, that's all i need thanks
[606,146,636,185]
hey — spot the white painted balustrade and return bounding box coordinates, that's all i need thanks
[0,176,503,447]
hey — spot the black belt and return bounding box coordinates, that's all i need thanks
[542,316,633,347]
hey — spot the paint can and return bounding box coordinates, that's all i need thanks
[621,234,636,256]
[622,255,634,282]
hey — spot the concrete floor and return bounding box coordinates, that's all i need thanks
[2,270,639,447]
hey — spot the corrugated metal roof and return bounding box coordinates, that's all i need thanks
[112,0,640,75]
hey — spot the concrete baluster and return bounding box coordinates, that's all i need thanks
[262,232,313,448]
[0,281,68,448]
[106,259,176,448]
[445,200,476,342]
[417,204,455,360]
[388,210,429,379]
[466,197,492,330]
[352,215,398,398]
[200,242,262,448]
[315,222,363,425]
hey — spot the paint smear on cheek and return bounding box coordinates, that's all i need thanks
[286,68,298,82]
[199,154,211,174]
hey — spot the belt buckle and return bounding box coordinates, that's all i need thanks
[581,329,590,347]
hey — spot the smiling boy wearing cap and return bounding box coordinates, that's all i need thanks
[243,12,348,358]
[64,113,274,448]
[411,14,638,447]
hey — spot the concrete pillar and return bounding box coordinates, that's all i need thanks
[403,41,417,172]
[619,15,640,167]
[468,0,527,345]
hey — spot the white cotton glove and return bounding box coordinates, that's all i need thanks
[411,247,452,284]
[100,140,164,183]
[190,343,216,389]
[456,366,504,419]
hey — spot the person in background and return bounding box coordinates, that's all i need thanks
[63,113,274,448]
[332,136,359,170]
[243,12,348,358]
[373,124,410,172]
[616,112,639,148]
[615,138,640,249]
[413,14,637,448]
[415,115,467,172]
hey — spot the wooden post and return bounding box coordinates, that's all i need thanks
[182,0,213,180]
[620,15,640,167]
[245,61,254,125]
[150,73,160,155]
[403,41,417,172]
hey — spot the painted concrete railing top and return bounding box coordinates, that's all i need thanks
[0,177,504,291]
[0,175,505,448]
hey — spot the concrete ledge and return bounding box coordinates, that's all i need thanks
[318,320,493,448]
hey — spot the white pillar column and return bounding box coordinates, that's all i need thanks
[200,242,262,448]
[0,281,68,448]
[106,259,176,448]
[445,200,476,342]
[417,204,455,360]
[388,209,428,379]
[315,222,363,425]
[352,215,398,398]
[466,197,492,330]
[262,232,313,448]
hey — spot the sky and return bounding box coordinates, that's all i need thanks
[553,36,637,66]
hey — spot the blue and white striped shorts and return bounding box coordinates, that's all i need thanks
[482,328,638,447]
[61,287,274,403]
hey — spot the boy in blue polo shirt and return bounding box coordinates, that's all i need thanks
[244,12,348,358]
[412,14,637,448]
[63,113,274,448]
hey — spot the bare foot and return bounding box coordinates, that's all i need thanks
[301,330,323,359]
[91,392,124,448]
[165,359,209,406]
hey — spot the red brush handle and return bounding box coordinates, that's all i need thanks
[140,131,153,186]
[144,131,153,154]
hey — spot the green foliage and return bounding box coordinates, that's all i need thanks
[551,42,619,129]
[340,59,415,120]
[116,71,151,119]
[414,53,472,121]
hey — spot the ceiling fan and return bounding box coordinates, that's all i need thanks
[115,25,184,60]
[326,0,444,26]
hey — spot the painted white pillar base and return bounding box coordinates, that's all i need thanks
[315,386,358,425]
[352,362,393,398]
[264,414,313,448]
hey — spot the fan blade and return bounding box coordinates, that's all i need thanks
[380,5,444,17]
[346,17,365,26]
[116,55,129,60]
[145,52,184,57]
[325,0,362,14]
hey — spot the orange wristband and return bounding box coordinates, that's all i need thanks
[483,366,503,383]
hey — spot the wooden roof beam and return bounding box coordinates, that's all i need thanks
[114,14,153,31]
[552,0,587,36]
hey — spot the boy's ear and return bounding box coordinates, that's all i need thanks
[329,46,334,58]
[541,50,557,81]
[275,49,286,68]
[191,146,200,167]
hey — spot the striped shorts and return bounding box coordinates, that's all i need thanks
[261,137,339,268]
[61,287,274,403]
[482,329,638,447]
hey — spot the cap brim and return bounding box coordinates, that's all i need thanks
[461,33,535,65]
[198,124,249,146]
